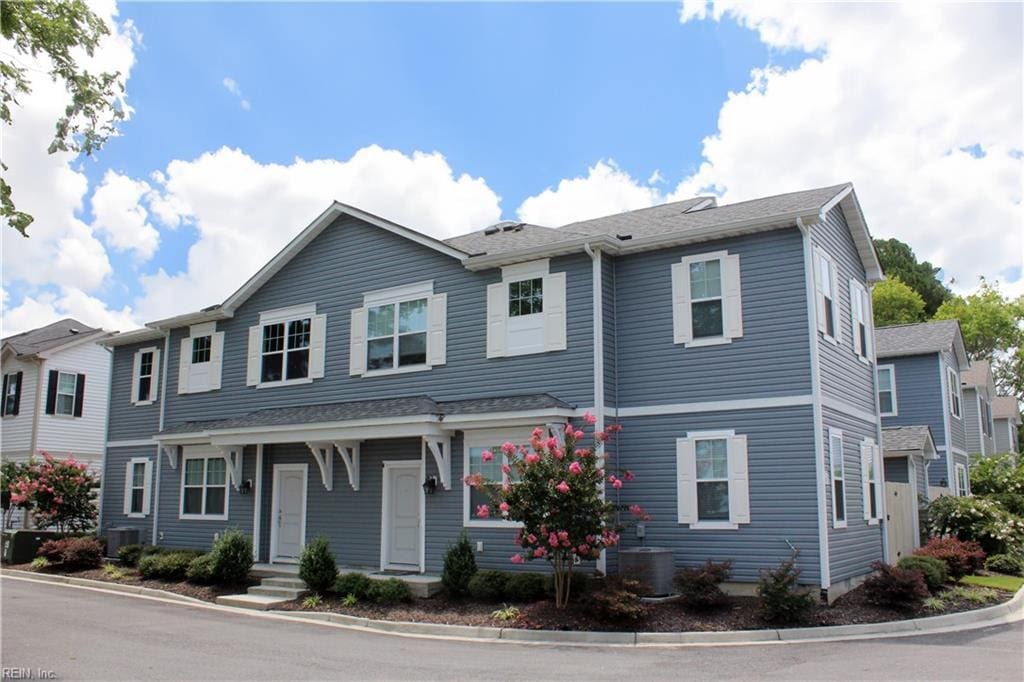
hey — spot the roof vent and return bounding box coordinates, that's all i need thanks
[69,328,80,334]
[483,226,500,235]
[617,233,633,241]
[483,220,524,235]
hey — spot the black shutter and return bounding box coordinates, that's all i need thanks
[1,374,8,416]
[11,371,22,415]
[45,370,58,415]
[73,373,85,417]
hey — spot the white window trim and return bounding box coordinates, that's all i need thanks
[462,428,528,529]
[487,259,566,359]
[259,303,317,325]
[849,279,872,364]
[54,370,79,417]
[257,306,315,388]
[862,438,882,526]
[681,250,731,348]
[828,427,847,529]
[815,248,841,346]
[954,462,969,497]
[676,429,749,529]
[1,371,19,416]
[877,364,897,417]
[363,281,433,377]
[125,457,151,518]
[947,366,962,419]
[132,346,159,406]
[179,450,230,521]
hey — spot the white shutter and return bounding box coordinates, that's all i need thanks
[873,444,883,518]
[178,338,191,394]
[862,287,873,358]
[130,351,142,405]
[723,253,743,340]
[861,440,871,520]
[849,280,862,356]
[142,459,153,515]
[150,348,161,400]
[830,258,842,344]
[427,293,447,366]
[123,463,134,514]
[671,262,692,345]
[309,314,327,379]
[728,435,750,525]
[349,308,367,376]
[246,325,261,386]
[813,249,827,334]
[209,331,224,390]
[543,272,567,352]
[486,282,507,358]
[676,438,697,524]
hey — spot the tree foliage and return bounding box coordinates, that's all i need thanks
[6,453,100,532]
[872,276,927,327]
[1,0,127,235]
[934,279,1023,361]
[873,238,952,316]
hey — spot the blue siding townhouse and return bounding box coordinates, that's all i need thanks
[876,320,972,496]
[99,182,886,600]
[961,360,997,457]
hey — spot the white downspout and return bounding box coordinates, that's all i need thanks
[584,242,606,574]
[152,331,171,545]
[865,283,890,563]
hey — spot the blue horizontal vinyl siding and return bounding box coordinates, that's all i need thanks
[107,340,163,441]
[880,354,944,446]
[100,445,158,543]
[963,388,984,455]
[942,349,967,455]
[614,228,812,407]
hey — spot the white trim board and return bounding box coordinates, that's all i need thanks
[820,396,880,426]
[107,439,158,448]
[616,395,812,418]
[270,463,308,564]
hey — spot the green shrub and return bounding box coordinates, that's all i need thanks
[335,572,373,599]
[504,573,546,602]
[186,553,216,584]
[914,537,986,581]
[927,495,1024,555]
[138,551,202,580]
[117,544,163,568]
[756,555,817,624]
[30,557,50,570]
[970,454,1024,515]
[467,570,510,602]
[210,530,253,585]
[101,563,127,580]
[37,537,103,569]
[985,553,1024,576]
[674,560,732,610]
[586,576,646,623]
[862,561,929,610]
[298,537,337,594]
[896,556,948,592]
[441,530,477,597]
[367,578,412,605]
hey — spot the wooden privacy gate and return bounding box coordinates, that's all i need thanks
[886,482,916,560]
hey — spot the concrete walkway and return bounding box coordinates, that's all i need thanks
[2,576,1023,681]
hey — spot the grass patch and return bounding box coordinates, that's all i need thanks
[961,574,1024,592]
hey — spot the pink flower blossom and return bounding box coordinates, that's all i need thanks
[499,502,510,513]
[574,430,584,440]
[607,423,622,433]
[555,480,570,494]
[568,461,582,475]
[533,547,548,558]
[532,427,545,439]
[481,450,494,463]
[527,534,538,544]
[475,504,490,519]
[583,411,597,425]
[463,473,484,487]
[511,554,525,564]
[557,531,569,542]
[578,544,590,554]
[565,422,575,435]
[525,453,541,466]
[552,447,565,460]
[612,478,623,489]
[629,504,645,517]
[624,470,634,481]
[574,448,589,458]
[595,431,608,443]
[501,463,512,475]
[548,532,559,547]
[501,441,516,455]
[545,437,558,451]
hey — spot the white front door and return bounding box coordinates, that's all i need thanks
[384,463,422,569]
[272,464,307,562]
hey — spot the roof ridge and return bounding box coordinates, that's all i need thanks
[556,196,715,230]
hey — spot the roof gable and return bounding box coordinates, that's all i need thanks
[2,318,106,357]
[876,319,969,367]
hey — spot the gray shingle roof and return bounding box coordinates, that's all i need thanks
[444,184,851,257]
[2,318,100,356]
[882,426,934,453]
[875,319,963,358]
[960,359,991,387]
[992,396,1021,421]
[158,393,574,436]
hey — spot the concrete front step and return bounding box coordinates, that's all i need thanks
[216,593,292,611]
[262,577,307,589]
[248,585,306,599]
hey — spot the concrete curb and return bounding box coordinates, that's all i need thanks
[3,568,1021,648]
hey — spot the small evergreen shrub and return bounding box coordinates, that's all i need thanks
[467,570,510,602]
[896,556,948,592]
[298,537,337,594]
[186,553,216,584]
[441,531,477,597]
[674,560,732,610]
[367,578,412,605]
[335,572,373,599]
[914,537,986,581]
[37,537,103,569]
[117,544,163,568]
[504,573,546,602]
[756,555,817,624]
[863,561,929,610]
[985,553,1024,576]
[587,576,646,624]
[210,530,253,585]
[138,551,201,580]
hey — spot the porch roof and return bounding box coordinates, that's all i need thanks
[882,425,938,459]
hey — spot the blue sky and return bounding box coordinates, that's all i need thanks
[2,1,1020,333]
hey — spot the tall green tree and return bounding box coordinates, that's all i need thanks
[873,238,952,316]
[872,276,927,327]
[1,0,127,236]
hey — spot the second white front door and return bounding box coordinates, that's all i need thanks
[384,463,421,569]
[273,464,306,561]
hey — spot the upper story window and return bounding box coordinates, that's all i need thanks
[676,430,750,529]
[180,451,228,520]
[349,281,446,377]
[850,280,872,361]
[131,347,161,406]
[1,371,22,417]
[45,370,84,418]
[814,248,841,344]
[829,427,847,528]
[138,351,154,401]
[486,260,566,358]
[947,366,962,419]
[179,322,224,394]
[672,251,743,347]
[877,365,897,416]
[981,399,992,437]
[192,336,211,363]
[247,304,326,388]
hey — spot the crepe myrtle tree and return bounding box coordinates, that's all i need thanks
[463,413,648,609]
[8,452,99,532]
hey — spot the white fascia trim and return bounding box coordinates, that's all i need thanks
[440,408,575,430]
[502,259,550,280]
[685,429,736,439]
[363,280,434,307]
[259,302,317,325]
[616,395,812,418]
[821,395,879,426]
[101,328,167,348]
[107,439,158,448]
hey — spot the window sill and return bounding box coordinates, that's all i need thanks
[856,355,872,366]
[685,521,740,530]
[880,411,897,417]
[463,519,524,529]
[179,514,229,521]
[833,520,848,529]
[820,333,839,346]
[363,364,432,378]
[126,513,148,519]
[684,336,734,348]
[867,518,880,526]
[257,377,313,389]
[132,400,155,407]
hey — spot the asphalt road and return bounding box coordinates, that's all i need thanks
[1,576,1022,682]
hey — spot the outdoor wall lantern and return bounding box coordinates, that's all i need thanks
[422,476,438,495]
[238,479,253,494]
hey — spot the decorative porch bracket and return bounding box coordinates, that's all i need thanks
[216,445,245,490]
[161,445,179,470]
[332,441,360,491]
[305,441,334,491]
[423,436,452,490]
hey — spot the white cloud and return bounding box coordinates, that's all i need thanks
[90,170,159,261]
[677,1,1023,295]
[1,287,138,336]
[222,77,251,110]
[517,160,661,226]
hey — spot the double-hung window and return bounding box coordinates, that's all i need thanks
[1,371,22,416]
[45,370,83,417]
[464,431,524,527]
[695,438,729,520]
[877,365,896,416]
[947,367,962,419]
[815,249,840,343]
[955,463,969,497]
[676,431,750,528]
[137,351,154,402]
[367,298,428,371]
[672,251,743,347]
[861,439,881,523]
[55,372,78,415]
[262,318,310,382]
[124,457,152,517]
[829,428,846,527]
[180,454,228,519]
[247,303,326,387]
[850,280,871,361]
[690,259,724,339]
